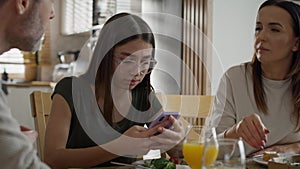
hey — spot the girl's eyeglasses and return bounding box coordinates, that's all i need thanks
[114,58,157,74]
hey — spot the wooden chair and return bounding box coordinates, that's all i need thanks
[156,93,214,126]
[30,91,52,161]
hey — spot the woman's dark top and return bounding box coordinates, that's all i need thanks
[52,77,162,167]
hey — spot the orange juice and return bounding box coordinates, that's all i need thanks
[203,145,218,166]
[183,142,204,169]
[183,142,218,169]
[208,167,242,169]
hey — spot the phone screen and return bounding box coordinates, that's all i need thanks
[148,112,180,129]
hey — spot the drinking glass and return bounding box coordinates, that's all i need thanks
[182,125,218,169]
[202,138,246,169]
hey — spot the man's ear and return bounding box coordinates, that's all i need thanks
[15,0,30,15]
[292,37,300,52]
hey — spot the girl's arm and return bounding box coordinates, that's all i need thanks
[44,94,163,169]
[44,94,118,169]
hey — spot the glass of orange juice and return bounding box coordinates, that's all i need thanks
[202,138,246,169]
[182,126,218,169]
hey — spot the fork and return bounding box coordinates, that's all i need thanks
[110,161,150,169]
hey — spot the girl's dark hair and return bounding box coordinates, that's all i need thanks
[85,13,155,125]
[250,0,300,131]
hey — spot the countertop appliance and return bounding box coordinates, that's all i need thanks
[52,50,80,82]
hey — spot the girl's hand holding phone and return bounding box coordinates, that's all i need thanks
[148,112,180,129]
[149,115,185,154]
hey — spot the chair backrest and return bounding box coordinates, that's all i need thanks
[30,91,52,161]
[156,93,214,126]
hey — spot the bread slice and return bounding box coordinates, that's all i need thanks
[263,151,280,161]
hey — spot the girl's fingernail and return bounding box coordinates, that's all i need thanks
[260,146,264,150]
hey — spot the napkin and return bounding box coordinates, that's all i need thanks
[143,149,161,160]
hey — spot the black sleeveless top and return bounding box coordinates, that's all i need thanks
[52,77,162,167]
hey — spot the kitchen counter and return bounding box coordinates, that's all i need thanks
[5,81,56,88]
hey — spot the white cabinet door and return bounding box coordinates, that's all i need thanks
[7,86,52,129]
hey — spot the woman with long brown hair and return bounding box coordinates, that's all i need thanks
[209,0,300,156]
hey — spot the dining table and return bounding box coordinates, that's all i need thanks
[246,158,267,169]
[70,158,268,169]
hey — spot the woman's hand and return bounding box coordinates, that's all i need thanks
[149,116,185,154]
[252,142,300,156]
[226,114,269,149]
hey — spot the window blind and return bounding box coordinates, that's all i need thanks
[61,0,93,35]
[116,0,141,13]
[94,0,116,25]
[94,0,141,26]
[182,0,212,95]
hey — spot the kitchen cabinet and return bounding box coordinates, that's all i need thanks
[6,82,53,130]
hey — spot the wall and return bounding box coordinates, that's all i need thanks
[46,0,182,94]
[141,0,266,95]
[41,1,90,81]
[211,0,264,94]
[47,0,267,95]
[142,0,182,94]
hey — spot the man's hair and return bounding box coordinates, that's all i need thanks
[0,0,9,6]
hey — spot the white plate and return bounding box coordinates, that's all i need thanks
[132,160,152,169]
[252,154,268,165]
[132,160,190,169]
[252,154,295,166]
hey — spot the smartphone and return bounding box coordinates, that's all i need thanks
[148,112,180,129]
